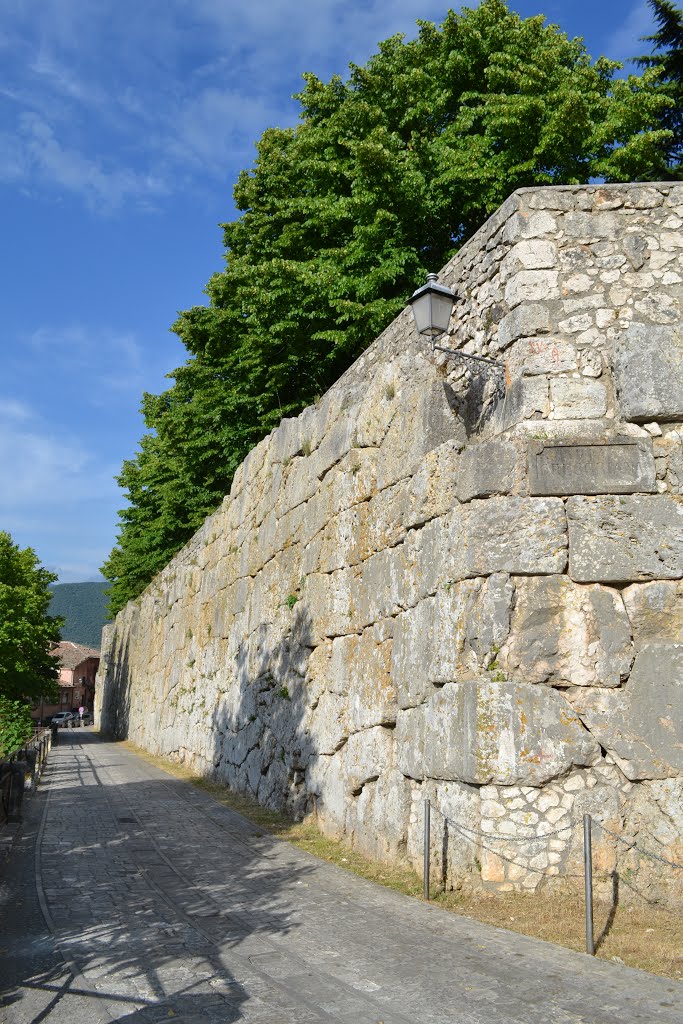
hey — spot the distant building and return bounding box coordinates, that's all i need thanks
[34,641,100,723]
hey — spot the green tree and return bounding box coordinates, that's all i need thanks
[104,0,671,614]
[635,0,683,177]
[0,532,61,751]
[0,697,34,759]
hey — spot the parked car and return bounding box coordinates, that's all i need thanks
[51,712,74,727]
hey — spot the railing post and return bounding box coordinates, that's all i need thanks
[583,813,594,955]
[423,798,431,900]
[6,763,26,822]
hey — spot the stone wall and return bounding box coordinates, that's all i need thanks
[97,182,683,904]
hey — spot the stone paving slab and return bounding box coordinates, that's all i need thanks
[1,730,681,1024]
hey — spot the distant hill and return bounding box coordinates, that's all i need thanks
[49,582,112,649]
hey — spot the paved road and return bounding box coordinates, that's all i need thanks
[1,731,681,1024]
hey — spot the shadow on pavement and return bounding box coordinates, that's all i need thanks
[0,730,318,1022]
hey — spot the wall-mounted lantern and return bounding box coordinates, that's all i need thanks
[408,273,505,387]
[407,273,456,339]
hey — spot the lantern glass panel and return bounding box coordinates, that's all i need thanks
[430,291,454,335]
[410,288,453,337]
[410,292,434,335]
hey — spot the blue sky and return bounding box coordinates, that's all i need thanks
[0,0,658,583]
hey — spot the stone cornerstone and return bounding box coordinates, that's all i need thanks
[97,182,683,904]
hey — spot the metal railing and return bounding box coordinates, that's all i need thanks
[0,728,52,826]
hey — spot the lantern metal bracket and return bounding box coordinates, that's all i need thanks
[431,338,507,399]
[407,272,506,391]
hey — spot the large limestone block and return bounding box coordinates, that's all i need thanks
[504,269,559,308]
[549,378,608,420]
[343,726,395,794]
[392,574,514,708]
[506,337,578,377]
[496,302,552,349]
[454,441,519,502]
[454,497,568,577]
[406,778,481,881]
[622,779,683,900]
[567,495,683,582]
[328,629,396,730]
[306,752,348,834]
[347,769,413,862]
[377,377,465,490]
[494,376,549,431]
[406,498,567,605]
[306,690,349,755]
[500,239,558,278]
[569,643,683,780]
[501,576,633,687]
[309,411,359,483]
[350,544,420,631]
[396,680,600,786]
[615,322,683,422]
[403,440,463,529]
[622,580,683,646]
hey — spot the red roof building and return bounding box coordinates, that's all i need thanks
[35,641,100,723]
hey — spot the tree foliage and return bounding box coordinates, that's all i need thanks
[103,0,673,614]
[0,532,61,755]
[0,696,34,759]
[636,0,683,177]
[0,532,61,705]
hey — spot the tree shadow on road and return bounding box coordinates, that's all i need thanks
[0,729,319,1023]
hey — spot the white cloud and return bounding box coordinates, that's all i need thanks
[603,1,654,64]
[26,324,163,396]
[0,0,452,208]
[0,397,34,421]
[0,420,118,507]
[15,113,168,210]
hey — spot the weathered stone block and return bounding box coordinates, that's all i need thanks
[328,629,396,731]
[377,378,465,490]
[528,439,656,496]
[549,378,607,420]
[614,322,683,422]
[343,726,395,794]
[569,643,683,779]
[500,239,558,277]
[502,211,557,242]
[494,376,549,430]
[501,575,633,687]
[504,270,559,308]
[348,768,412,862]
[567,495,683,582]
[455,440,519,501]
[562,211,621,239]
[497,303,552,349]
[392,574,514,709]
[396,680,600,786]
[406,778,481,881]
[454,497,568,577]
[622,580,683,647]
[506,337,578,377]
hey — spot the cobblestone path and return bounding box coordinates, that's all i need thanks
[1,731,681,1024]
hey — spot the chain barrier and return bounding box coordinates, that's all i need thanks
[441,817,574,844]
[596,821,683,872]
[432,809,683,870]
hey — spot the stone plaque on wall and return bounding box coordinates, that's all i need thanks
[528,438,655,496]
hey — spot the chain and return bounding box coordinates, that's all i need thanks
[434,813,683,872]
[441,816,574,844]
[595,822,683,872]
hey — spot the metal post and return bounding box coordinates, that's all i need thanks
[423,798,431,900]
[583,813,594,955]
